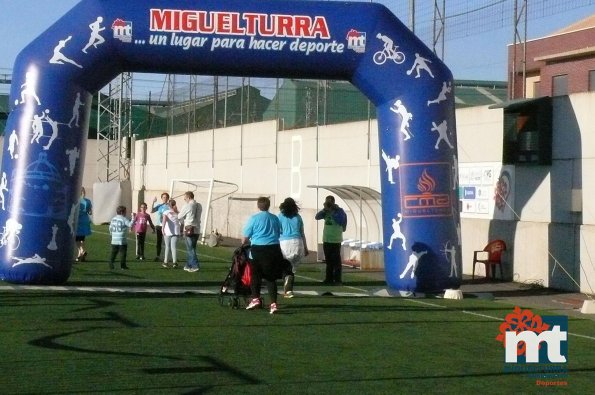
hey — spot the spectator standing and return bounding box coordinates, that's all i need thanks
[151,192,170,262]
[161,199,181,268]
[315,195,347,285]
[242,196,285,314]
[75,187,92,262]
[108,206,132,270]
[131,202,155,260]
[278,197,308,297]
[178,191,201,273]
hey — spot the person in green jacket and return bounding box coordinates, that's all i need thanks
[315,196,347,285]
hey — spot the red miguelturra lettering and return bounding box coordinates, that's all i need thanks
[243,13,275,36]
[149,9,331,38]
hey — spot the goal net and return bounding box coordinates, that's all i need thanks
[168,179,238,244]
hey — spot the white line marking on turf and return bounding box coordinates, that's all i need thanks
[462,310,503,321]
[405,299,445,308]
[568,333,595,340]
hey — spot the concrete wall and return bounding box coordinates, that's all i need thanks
[457,93,594,293]
[129,120,381,250]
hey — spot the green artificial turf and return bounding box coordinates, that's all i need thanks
[1,225,593,394]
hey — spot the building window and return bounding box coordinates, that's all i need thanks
[533,81,541,97]
[589,70,595,91]
[552,74,568,96]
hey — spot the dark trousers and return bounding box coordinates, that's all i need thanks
[135,232,146,257]
[110,244,128,268]
[155,226,163,257]
[323,242,342,283]
[250,244,285,304]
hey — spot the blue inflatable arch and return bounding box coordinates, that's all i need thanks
[1,0,461,292]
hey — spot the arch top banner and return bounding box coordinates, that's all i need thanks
[2,0,461,292]
[13,0,450,102]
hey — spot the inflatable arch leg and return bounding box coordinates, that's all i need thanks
[0,0,461,291]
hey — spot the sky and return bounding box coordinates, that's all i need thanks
[1,0,595,88]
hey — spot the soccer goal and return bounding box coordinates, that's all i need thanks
[168,179,238,244]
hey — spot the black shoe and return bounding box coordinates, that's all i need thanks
[322,280,333,285]
[153,257,160,262]
[121,266,129,270]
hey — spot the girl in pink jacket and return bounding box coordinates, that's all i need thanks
[131,202,155,260]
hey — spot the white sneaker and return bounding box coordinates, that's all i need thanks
[246,298,261,310]
[270,303,279,314]
[187,267,199,273]
[284,291,294,298]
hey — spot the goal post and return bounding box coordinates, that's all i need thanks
[168,179,238,244]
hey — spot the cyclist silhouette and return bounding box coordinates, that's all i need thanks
[1,218,22,250]
[378,33,394,51]
[374,33,405,65]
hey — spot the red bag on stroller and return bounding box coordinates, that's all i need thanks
[219,244,254,308]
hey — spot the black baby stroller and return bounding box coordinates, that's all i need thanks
[219,244,260,309]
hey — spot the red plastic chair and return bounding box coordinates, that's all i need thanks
[472,240,506,280]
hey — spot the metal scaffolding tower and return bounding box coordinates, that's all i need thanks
[432,0,446,60]
[96,72,133,182]
[407,0,446,60]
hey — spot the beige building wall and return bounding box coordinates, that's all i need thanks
[129,120,381,250]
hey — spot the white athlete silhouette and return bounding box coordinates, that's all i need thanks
[12,254,51,269]
[378,33,394,53]
[66,147,80,176]
[373,33,405,65]
[399,248,428,279]
[0,172,7,211]
[42,110,60,150]
[68,92,84,128]
[30,111,46,144]
[19,72,41,105]
[431,120,453,150]
[387,213,406,250]
[390,100,413,140]
[381,150,400,184]
[427,81,451,106]
[8,130,19,159]
[67,203,77,235]
[50,36,83,68]
[444,243,457,277]
[1,218,22,248]
[82,17,106,53]
[407,53,434,79]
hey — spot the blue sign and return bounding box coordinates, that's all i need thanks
[463,186,476,199]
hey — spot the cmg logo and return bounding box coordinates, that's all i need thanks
[496,307,568,364]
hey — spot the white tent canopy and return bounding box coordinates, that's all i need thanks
[308,185,383,245]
